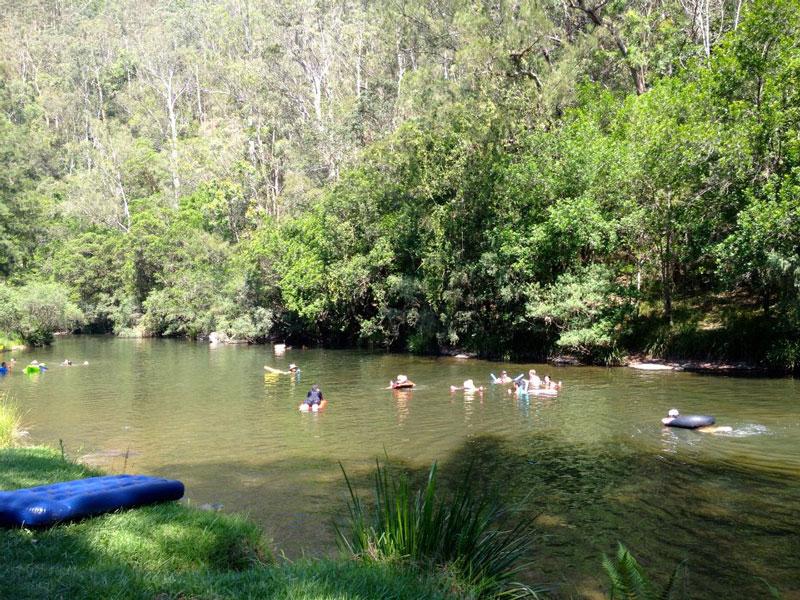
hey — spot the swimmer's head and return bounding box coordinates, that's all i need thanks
[668,408,680,418]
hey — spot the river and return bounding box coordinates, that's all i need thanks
[2,337,798,598]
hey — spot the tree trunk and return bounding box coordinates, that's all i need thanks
[662,192,673,325]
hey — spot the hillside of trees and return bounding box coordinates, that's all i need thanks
[0,0,798,370]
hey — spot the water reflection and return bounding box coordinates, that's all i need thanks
[392,389,412,424]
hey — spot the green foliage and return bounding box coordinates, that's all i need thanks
[603,543,686,600]
[1,0,799,365]
[526,265,630,363]
[0,281,83,346]
[336,460,533,597]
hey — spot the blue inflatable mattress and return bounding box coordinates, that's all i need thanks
[0,474,185,527]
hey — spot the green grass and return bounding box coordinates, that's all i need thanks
[336,460,535,598]
[0,394,22,448]
[0,447,457,599]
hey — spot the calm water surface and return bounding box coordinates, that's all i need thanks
[2,337,799,598]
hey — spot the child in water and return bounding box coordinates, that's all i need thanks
[303,384,325,412]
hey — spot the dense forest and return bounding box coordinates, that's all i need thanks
[0,0,798,369]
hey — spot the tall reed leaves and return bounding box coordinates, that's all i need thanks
[0,394,21,448]
[336,459,533,597]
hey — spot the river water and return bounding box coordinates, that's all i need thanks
[2,337,798,598]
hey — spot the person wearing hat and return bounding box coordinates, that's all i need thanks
[662,408,732,433]
[661,408,681,425]
[491,370,513,384]
[263,363,300,375]
[388,374,415,389]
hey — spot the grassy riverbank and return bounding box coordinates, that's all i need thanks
[0,447,456,600]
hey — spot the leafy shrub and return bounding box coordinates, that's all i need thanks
[526,264,630,364]
[0,281,83,346]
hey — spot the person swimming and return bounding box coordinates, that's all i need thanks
[299,384,327,412]
[491,370,513,384]
[528,369,541,389]
[662,408,732,433]
[389,374,415,389]
[450,379,484,393]
[264,363,299,375]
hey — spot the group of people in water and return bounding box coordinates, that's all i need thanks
[266,359,731,433]
[0,358,89,375]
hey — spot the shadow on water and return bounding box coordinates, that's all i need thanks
[146,431,800,599]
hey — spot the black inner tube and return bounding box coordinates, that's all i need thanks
[668,415,716,429]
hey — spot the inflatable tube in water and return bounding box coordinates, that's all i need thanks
[0,474,185,527]
[24,365,40,374]
[391,382,415,389]
[299,399,328,412]
[529,388,558,397]
[667,415,715,429]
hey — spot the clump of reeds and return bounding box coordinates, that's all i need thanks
[336,459,534,597]
[0,393,22,448]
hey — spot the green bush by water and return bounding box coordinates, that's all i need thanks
[336,459,534,597]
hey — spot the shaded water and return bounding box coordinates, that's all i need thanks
[2,337,799,598]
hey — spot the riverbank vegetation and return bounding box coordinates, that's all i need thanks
[3,444,705,599]
[0,394,21,448]
[337,460,536,597]
[0,0,798,370]
[0,446,457,600]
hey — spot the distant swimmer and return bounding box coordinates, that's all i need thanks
[542,375,562,390]
[490,370,513,384]
[662,408,732,433]
[450,379,484,393]
[508,379,530,398]
[299,383,327,412]
[388,374,415,389]
[528,369,541,389]
[61,359,73,366]
[264,363,300,375]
